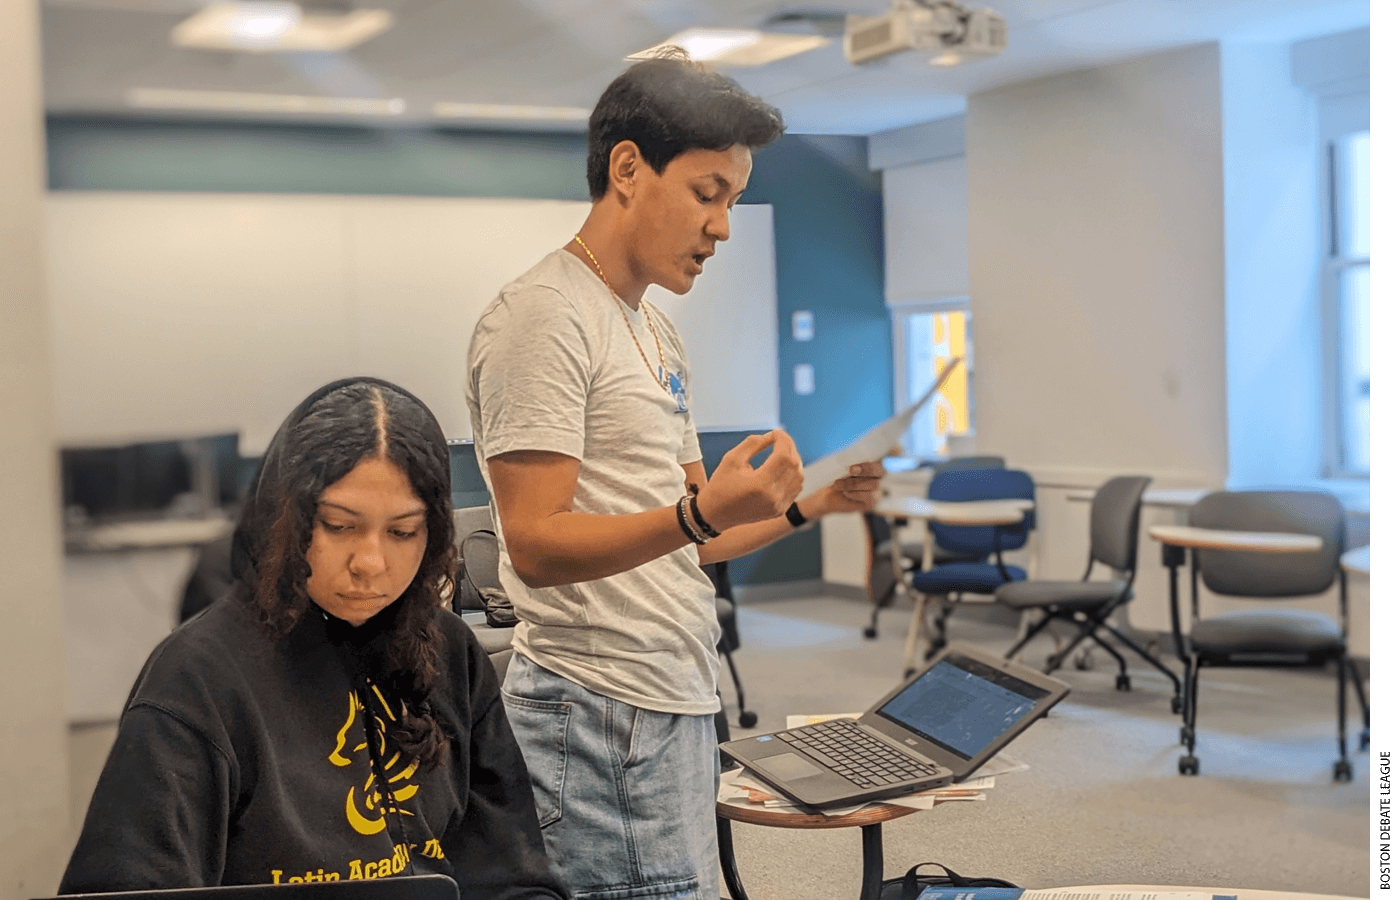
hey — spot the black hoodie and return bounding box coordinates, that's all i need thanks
[60,379,567,900]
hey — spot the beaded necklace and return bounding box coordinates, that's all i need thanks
[573,234,666,389]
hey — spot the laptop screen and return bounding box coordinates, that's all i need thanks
[874,651,1050,759]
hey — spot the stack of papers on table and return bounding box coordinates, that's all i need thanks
[717,713,1028,817]
[908,891,1228,900]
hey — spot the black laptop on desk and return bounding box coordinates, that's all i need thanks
[42,875,459,900]
[720,642,1069,809]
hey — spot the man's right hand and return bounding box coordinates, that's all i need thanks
[695,430,804,533]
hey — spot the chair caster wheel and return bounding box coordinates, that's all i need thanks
[1178,755,1199,775]
[862,627,878,639]
[1361,730,1371,750]
[1334,759,1354,783]
[1074,649,1095,671]
[1171,696,1183,715]
[1115,674,1131,691]
[1179,726,1193,746]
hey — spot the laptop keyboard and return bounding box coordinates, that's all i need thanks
[774,719,946,788]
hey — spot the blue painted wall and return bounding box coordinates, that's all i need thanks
[48,117,590,199]
[742,135,892,460]
[47,118,887,584]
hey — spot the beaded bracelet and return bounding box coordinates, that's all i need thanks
[676,496,708,544]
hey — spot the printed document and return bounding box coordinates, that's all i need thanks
[799,357,963,499]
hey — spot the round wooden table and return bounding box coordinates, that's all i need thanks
[1147,524,1324,553]
[1341,545,1369,576]
[874,496,1033,529]
[716,798,919,900]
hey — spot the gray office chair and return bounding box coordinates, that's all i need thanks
[702,561,757,729]
[996,476,1183,709]
[452,506,515,682]
[1168,490,1369,780]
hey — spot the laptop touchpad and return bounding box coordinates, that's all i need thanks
[761,753,824,781]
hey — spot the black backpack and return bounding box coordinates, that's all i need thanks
[878,862,1019,900]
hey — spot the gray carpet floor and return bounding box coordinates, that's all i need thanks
[717,593,1370,899]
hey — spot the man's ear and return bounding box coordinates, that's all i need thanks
[608,141,643,201]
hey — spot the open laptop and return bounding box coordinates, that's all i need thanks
[720,642,1069,809]
[41,875,459,900]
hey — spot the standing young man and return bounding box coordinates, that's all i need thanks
[465,52,883,899]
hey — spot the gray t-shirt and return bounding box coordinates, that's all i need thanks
[464,248,721,715]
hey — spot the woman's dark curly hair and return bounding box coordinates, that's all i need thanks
[230,377,457,769]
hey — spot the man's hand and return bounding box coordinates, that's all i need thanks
[695,430,804,533]
[802,460,886,518]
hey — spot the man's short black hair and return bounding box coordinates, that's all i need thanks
[586,49,786,200]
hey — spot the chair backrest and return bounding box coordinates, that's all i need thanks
[452,506,516,681]
[1187,490,1344,597]
[930,455,1006,475]
[926,467,1035,557]
[861,512,899,607]
[453,506,497,611]
[1087,475,1151,574]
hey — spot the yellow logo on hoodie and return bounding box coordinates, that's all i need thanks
[328,689,421,836]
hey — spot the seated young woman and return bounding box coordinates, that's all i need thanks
[61,377,567,900]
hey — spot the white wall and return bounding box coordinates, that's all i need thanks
[0,1,72,896]
[1220,41,1324,487]
[45,194,779,453]
[967,43,1230,491]
[883,156,969,304]
[843,41,1367,658]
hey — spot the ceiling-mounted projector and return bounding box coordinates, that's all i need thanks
[844,0,1007,66]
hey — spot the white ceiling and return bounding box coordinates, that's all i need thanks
[40,0,1369,135]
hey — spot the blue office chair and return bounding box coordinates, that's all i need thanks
[900,467,1035,677]
[862,455,1007,640]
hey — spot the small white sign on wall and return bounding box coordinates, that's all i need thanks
[794,363,816,395]
[792,310,814,341]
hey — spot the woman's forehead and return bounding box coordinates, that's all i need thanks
[318,457,426,512]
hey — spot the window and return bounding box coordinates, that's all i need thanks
[1326,127,1369,476]
[891,301,973,459]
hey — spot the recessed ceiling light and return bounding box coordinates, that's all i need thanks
[127,88,406,116]
[432,102,591,122]
[171,1,393,53]
[628,28,828,67]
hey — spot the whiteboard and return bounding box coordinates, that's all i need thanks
[45,193,779,451]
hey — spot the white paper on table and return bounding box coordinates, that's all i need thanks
[1018,892,1221,900]
[722,768,881,817]
[975,751,1028,778]
[952,775,995,790]
[884,792,985,810]
[798,356,963,500]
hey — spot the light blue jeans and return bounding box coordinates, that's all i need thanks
[501,653,720,900]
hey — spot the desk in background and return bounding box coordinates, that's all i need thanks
[63,515,232,723]
[1066,487,1368,660]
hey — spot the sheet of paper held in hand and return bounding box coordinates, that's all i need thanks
[798,356,964,500]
